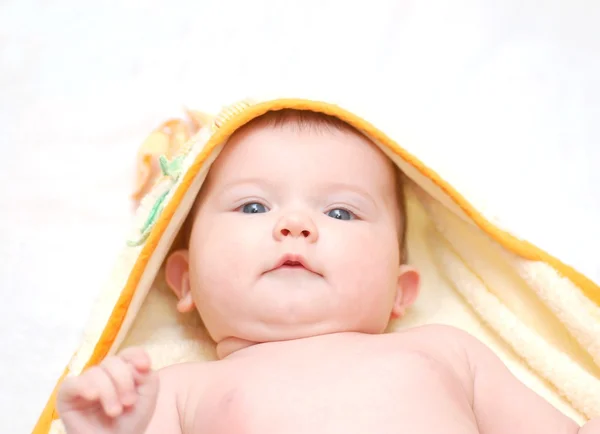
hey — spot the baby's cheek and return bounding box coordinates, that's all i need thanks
[333,229,399,292]
[195,220,264,291]
[342,227,398,266]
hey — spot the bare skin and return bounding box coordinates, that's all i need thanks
[56,113,599,433]
[57,325,594,434]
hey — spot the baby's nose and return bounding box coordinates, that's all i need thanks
[273,212,318,243]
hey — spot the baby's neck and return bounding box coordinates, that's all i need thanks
[216,337,259,359]
[216,331,372,359]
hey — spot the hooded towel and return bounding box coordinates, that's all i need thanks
[33,97,600,433]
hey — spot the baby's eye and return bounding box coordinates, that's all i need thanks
[241,202,268,214]
[326,208,355,221]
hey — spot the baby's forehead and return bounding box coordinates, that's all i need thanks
[215,121,396,187]
[198,109,399,196]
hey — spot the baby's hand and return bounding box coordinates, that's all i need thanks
[56,347,159,434]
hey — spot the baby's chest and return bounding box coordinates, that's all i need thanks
[183,352,477,434]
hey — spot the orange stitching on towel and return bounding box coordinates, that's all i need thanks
[212,99,255,131]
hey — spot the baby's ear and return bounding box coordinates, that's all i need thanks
[165,249,195,313]
[391,265,421,319]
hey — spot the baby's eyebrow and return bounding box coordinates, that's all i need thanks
[320,182,378,208]
[218,178,270,194]
[216,179,378,209]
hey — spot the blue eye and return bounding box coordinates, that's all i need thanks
[241,202,268,214]
[326,208,354,220]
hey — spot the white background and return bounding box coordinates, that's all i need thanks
[1,1,599,432]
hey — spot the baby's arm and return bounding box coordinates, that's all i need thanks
[459,330,597,434]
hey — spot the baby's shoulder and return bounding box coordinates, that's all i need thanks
[156,360,220,398]
[416,324,496,360]
[155,360,232,430]
[394,323,478,346]
[156,360,224,413]
[391,324,480,394]
[391,324,483,371]
[157,359,220,383]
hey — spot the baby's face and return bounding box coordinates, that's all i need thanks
[180,121,417,347]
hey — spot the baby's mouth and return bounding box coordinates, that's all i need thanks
[266,254,322,276]
[279,260,306,270]
[273,260,312,274]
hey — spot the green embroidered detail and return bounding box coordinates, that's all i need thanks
[126,188,170,247]
[126,126,198,247]
[126,155,185,247]
[126,227,151,247]
[159,154,185,181]
[142,189,170,234]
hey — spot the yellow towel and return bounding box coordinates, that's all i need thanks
[33,97,600,433]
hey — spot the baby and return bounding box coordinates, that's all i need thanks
[57,110,598,433]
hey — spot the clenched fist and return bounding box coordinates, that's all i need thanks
[56,347,159,434]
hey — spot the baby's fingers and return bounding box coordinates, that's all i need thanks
[119,347,152,375]
[101,357,137,407]
[84,366,123,417]
[57,375,98,405]
[57,366,122,417]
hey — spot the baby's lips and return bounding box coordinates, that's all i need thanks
[270,253,322,275]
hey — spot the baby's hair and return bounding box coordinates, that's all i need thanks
[176,109,408,263]
[249,108,357,134]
